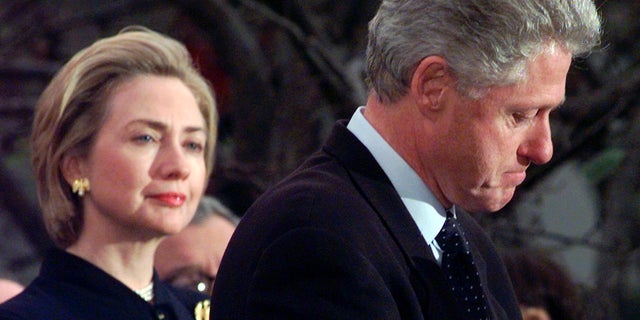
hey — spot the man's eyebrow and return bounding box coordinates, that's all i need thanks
[539,97,566,112]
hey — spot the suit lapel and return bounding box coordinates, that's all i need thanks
[323,121,441,285]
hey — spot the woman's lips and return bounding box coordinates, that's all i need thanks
[151,193,186,207]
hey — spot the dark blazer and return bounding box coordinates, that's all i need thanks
[0,249,209,320]
[211,120,521,319]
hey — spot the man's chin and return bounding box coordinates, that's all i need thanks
[463,189,515,213]
[490,190,516,211]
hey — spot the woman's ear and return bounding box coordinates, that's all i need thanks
[60,154,84,186]
[410,56,452,117]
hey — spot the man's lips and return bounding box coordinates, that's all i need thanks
[505,171,527,186]
[150,192,186,207]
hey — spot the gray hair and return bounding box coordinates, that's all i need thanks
[191,195,240,226]
[366,0,602,103]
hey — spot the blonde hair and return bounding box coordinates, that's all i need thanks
[31,26,218,247]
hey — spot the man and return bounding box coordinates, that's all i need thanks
[211,0,601,319]
[0,279,24,304]
[155,196,238,295]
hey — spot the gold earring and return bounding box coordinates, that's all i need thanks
[72,178,90,196]
[194,300,210,320]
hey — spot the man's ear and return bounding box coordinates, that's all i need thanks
[410,56,451,117]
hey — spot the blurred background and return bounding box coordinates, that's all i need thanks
[0,0,638,318]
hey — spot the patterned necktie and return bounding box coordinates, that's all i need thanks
[436,211,491,319]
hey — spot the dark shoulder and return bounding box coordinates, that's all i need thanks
[0,281,69,320]
[249,151,358,215]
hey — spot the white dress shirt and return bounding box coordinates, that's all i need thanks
[347,106,452,263]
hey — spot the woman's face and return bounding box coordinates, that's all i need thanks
[78,75,208,239]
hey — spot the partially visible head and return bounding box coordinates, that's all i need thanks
[0,278,24,303]
[189,194,240,226]
[155,195,238,294]
[366,0,601,103]
[31,26,218,248]
[502,249,582,320]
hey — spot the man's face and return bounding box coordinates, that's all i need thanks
[155,214,236,293]
[425,48,572,213]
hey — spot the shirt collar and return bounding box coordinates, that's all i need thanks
[346,106,448,243]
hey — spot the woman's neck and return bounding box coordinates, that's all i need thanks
[66,234,161,290]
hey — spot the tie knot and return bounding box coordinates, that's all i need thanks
[445,209,454,218]
[436,214,467,254]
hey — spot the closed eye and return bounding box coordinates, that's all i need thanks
[513,110,538,125]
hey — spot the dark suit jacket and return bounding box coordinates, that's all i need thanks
[0,249,209,320]
[211,120,521,319]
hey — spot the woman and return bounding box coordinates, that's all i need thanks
[0,26,217,320]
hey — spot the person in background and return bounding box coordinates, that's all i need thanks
[0,279,23,304]
[502,249,583,320]
[0,26,218,320]
[211,0,601,319]
[155,195,239,295]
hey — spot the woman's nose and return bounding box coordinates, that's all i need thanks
[157,141,190,180]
